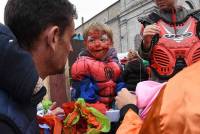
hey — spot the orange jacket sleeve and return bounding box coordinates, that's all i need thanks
[116,109,143,134]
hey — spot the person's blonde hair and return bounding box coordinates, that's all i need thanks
[83,22,113,43]
[127,49,139,61]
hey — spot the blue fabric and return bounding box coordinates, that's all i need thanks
[0,23,38,103]
[115,77,127,93]
[0,23,46,134]
[72,77,99,103]
[110,81,126,109]
[116,82,126,93]
[0,89,42,134]
[71,80,81,100]
[80,78,99,103]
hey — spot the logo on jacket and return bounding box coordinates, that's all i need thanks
[104,67,114,80]
[161,21,193,43]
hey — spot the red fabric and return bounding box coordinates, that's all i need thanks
[62,102,75,115]
[62,102,88,133]
[150,17,200,77]
[37,101,107,134]
[97,80,116,105]
[71,56,121,105]
[37,115,62,134]
[71,56,121,81]
[62,101,102,134]
[171,8,177,35]
[86,101,107,114]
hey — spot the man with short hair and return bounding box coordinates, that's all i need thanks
[0,0,76,133]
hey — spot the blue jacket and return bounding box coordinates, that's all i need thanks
[0,23,46,134]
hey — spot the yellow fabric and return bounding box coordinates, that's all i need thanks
[117,61,200,134]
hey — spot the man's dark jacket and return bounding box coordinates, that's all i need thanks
[0,23,46,134]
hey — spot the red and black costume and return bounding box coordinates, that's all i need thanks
[139,7,200,81]
[71,48,125,108]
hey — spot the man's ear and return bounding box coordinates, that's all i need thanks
[47,26,60,52]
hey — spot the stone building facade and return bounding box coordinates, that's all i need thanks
[75,0,200,53]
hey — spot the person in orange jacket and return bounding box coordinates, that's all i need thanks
[115,60,200,134]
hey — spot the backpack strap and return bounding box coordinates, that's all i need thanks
[138,12,161,27]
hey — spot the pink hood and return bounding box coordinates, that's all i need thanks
[136,80,166,119]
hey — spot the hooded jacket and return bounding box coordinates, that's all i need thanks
[0,23,46,134]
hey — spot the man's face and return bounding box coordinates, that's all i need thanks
[154,0,176,10]
[84,30,112,59]
[51,21,75,74]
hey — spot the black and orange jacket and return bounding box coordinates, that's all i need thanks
[117,60,200,134]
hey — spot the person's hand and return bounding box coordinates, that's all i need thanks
[115,88,137,109]
[49,102,65,118]
[142,24,160,49]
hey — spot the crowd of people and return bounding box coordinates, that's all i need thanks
[1,0,200,133]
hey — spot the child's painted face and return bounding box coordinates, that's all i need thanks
[85,30,112,59]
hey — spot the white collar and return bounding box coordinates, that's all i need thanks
[33,77,43,95]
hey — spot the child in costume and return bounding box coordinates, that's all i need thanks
[71,22,125,109]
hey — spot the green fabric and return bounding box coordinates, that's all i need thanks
[64,98,111,133]
[42,100,52,113]
[63,112,80,126]
[87,107,110,133]
[142,59,149,67]
[77,98,110,133]
[87,128,101,134]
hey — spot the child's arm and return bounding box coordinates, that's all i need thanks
[71,57,99,103]
[71,57,90,81]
